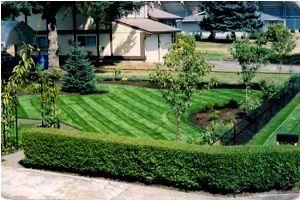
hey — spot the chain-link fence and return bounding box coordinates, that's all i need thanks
[217,73,300,145]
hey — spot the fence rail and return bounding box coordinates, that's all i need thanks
[217,73,300,145]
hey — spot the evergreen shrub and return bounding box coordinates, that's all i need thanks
[62,42,96,93]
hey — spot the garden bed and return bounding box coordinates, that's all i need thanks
[190,107,242,129]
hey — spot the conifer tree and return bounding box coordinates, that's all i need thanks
[200,2,263,40]
[62,42,96,93]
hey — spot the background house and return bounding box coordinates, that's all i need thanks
[14,4,181,65]
[152,1,300,34]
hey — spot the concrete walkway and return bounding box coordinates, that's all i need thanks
[210,61,300,73]
[2,151,300,200]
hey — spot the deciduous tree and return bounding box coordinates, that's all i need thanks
[151,34,212,141]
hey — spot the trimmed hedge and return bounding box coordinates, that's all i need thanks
[23,128,300,194]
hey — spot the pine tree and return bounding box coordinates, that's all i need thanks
[62,42,96,93]
[200,2,263,40]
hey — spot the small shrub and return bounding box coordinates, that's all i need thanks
[113,68,121,81]
[23,128,300,193]
[239,95,261,114]
[199,121,233,145]
[291,29,295,33]
[208,110,220,121]
[259,79,279,101]
[249,30,263,39]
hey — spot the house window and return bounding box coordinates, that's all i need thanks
[36,35,48,50]
[76,35,96,47]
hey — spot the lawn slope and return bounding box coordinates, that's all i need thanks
[249,94,300,145]
[18,84,259,141]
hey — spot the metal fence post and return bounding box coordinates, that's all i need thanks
[233,125,236,145]
[15,105,18,150]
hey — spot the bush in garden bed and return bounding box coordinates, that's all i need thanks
[23,128,300,194]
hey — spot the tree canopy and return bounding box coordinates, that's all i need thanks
[200,2,262,39]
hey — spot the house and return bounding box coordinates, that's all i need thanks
[152,1,300,33]
[13,4,181,65]
[258,12,286,31]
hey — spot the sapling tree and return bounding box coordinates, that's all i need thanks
[151,34,212,141]
[264,24,296,81]
[230,39,268,112]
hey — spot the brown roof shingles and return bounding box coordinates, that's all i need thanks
[116,18,181,33]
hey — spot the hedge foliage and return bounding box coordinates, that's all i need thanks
[23,128,300,194]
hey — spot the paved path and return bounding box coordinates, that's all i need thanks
[2,151,300,200]
[210,61,300,73]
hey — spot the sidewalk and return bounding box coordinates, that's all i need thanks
[2,151,300,200]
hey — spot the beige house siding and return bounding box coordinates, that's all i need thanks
[112,23,141,57]
[99,33,111,56]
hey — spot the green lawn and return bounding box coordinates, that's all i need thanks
[97,72,291,86]
[196,41,233,61]
[18,84,260,141]
[249,94,300,145]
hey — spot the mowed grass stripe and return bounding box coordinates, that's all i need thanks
[69,96,117,134]
[250,94,300,145]
[57,96,96,132]
[110,92,175,139]
[118,88,200,136]
[86,96,144,138]
[60,97,104,133]
[81,95,137,137]
[18,96,40,119]
[95,94,168,140]
[277,103,300,133]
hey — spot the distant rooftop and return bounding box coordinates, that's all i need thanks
[257,11,285,21]
[148,7,182,20]
[117,18,181,33]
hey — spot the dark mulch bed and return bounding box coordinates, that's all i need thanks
[190,107,243,129]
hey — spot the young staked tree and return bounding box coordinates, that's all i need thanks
[62,42,96,93]
[230,39,268,110]
[151,34,212,141]
[200,2,262,40]
[264,24,296,80]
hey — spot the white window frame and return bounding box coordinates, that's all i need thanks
[76,34,97,47]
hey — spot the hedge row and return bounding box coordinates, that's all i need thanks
[22,128,300,194]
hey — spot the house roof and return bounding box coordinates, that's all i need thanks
[117,18,181,33]
[180,12,206,22]
[148,7,182,20]
[1,20,35,50]
[257,12,285,22]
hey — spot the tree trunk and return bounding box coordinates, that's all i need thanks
[47,23,59,68]
[208,31,215,41]
[176,117,181,141]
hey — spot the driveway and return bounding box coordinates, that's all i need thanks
[2,151,300,200]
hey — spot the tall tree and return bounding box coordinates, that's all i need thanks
[76,2,144,64]
[2,1,67,68]
[31,2,67,68]
[200,2,262,40]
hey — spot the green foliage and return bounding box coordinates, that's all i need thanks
[230,39,268,110]
[200,2,262,39]
[151,34,212,140]
[199,121,233,145]
[23,128,300,193]
[62,42,96,93]
[259,79,279,101]
[264,24,296,57]
[208,110,220,121]
[1,1,32,19]
[239,95,261,114]
[77,2,145,24]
